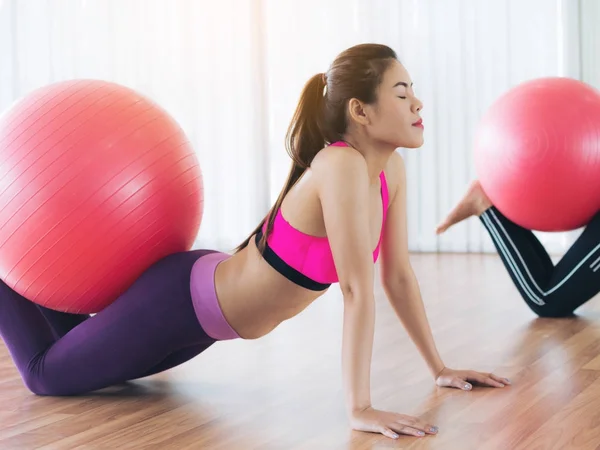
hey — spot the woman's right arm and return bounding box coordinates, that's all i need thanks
[312,147,437,440]
[313,147,375,416]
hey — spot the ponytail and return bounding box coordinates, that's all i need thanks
[235,73,328,253]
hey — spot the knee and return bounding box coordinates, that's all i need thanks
[22,376,50,396]
[24,379,76,396]
[20,357,72,396]
[22,373,63,396]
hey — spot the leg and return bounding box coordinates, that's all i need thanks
[437,180,600,317]
[0,250,217,396]
[481,208,600,317]
[133,343,213,379]
[35,305,90,339]
[36,309,209,379]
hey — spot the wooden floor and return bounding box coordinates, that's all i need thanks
[0,253,599,449]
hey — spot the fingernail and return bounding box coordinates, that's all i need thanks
[464,384,471,390]
[499,383,505,387]
[430,426,438,433]
[417,431,425,436]
[392,433,399,439]
[505,378,511,384]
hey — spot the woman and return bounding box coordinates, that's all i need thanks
[0,44,508,440]
[437,181,600,318]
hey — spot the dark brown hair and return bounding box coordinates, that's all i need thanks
[235,43,398,253]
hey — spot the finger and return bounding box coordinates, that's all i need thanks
[389,424,426,438]
[380,427,400,440]
[468,373,504,388]
[451,377,472,390]
[486,374,507,387]
[489,373,511,385]
[482,377,505,388]
[413,421,439,434]
[424,424,439,434]
[394,418,439,435]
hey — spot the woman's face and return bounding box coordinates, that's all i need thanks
[363,60,424,149]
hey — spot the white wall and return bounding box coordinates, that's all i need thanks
[0,0,591,254]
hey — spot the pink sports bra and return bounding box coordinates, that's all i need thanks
[255,141,389,291]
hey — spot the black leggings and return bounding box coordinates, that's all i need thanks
[480,207,600,317]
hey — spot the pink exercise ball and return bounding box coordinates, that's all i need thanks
[0,79,203,313]
[474,77,600,231]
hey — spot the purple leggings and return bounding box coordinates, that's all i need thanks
[0,249,217,396]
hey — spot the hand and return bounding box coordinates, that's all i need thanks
[350,406,439,439]
[435,367,511,390]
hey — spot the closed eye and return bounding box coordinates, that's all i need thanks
[394,81,413,100]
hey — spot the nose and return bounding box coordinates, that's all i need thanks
[412,96,423,113]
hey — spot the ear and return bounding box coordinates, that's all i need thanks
[347,98,370,126]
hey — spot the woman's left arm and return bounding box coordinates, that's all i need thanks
[379,152,510,390]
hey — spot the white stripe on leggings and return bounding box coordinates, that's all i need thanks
[482,213,545,305]
[489,209,600,296]
[590,255,600,271]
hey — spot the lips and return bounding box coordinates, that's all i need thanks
[412,118,424,128]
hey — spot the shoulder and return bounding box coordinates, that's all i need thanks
[310,144,368,182]
[383,150,406,203]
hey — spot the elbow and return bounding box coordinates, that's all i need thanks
[340,281,372,302]
[337,263,375,305]
[339,282,357,299]
[382,267,415,294]
[341,283,376,330]
[340,283,375,312]
[339,280,376,338]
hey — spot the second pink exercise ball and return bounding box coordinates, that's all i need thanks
[474,77,600,232]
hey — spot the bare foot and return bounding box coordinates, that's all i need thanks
[436,180,493,234]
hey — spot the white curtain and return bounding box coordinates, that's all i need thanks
[0,0,269,252]
[581,0,600,90]
[0,0,592,254]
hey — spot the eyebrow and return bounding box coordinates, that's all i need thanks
[393,82,413,88]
